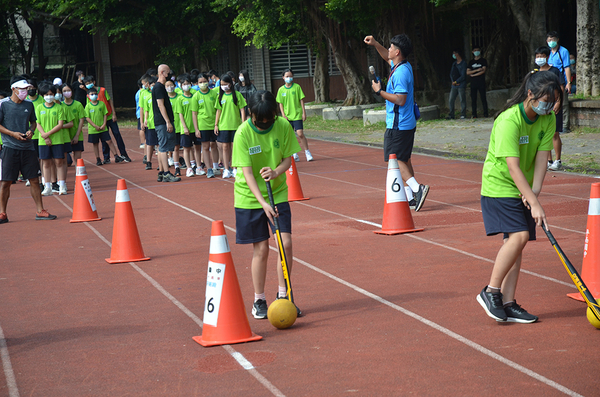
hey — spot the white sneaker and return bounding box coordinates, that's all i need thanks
[25,180,31,186]
[293,153,300,162]
[139,143,145,149]
[305,150,313,162]
[548,160,562,171]
[168,157,174,166]
[547,161,553,170]
[41,186,53,196]
[196,167,206,176]
[232,168,237,177]
[186,168,195,177]
[213,168,221,176]
[59,185,67,195]
[222,169,232,179]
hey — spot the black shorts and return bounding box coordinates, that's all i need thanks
[217,130,236,143]
[71,141,84,152]
[32,139,39,155]
[180,133,198,148]
[145,128,158,146]
[0,147,40,181]
[289,120,303,131]
[200,130,216,142]
[481,196,536,241]
[137,118,141,130]
[39,144,65,160]
[383,128,416,162]
[555,109,563,133]
[235,201,292,244]
[63,142,72,153]
[88,131,111,144]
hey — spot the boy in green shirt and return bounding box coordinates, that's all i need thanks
[142,77,158,171]
[192,74,220,178]
[84,88,120,166]
[232,90,302,319]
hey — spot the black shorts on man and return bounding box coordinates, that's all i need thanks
[0,147,40,181]
[383,127,416,162]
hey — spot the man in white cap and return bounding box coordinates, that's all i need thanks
[0,75,57,223]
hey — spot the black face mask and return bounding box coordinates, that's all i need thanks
[254,119,274,129]
[28,89,37,97]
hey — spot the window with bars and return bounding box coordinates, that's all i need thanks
[470,17,485,49]
[269,43,340,78]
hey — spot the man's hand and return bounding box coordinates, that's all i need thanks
[364,35,376,46]
[371,80,382,93]
[566,82,572,94]
[112,114,118,123]
[167,121,173,133]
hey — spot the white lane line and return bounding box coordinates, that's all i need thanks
[52,196,284,397]
[0,323,19,397]
[85,162,581,395]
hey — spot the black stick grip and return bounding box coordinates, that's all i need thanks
[265,180,279,230]
[543,224,557,246]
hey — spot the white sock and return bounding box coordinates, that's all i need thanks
[254,293,266,302]
[407,177,420,192]
[405,186,414,200]
[278,286,287,298]
[213,163,218,169]
[45,182,51,189]
[190,160,197,167]
[41,177,46,185]
[174,162,180,168]
[58,180,66,187]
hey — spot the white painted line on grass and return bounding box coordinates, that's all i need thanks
[0,322,19,397]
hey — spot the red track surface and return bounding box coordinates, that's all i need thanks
[1,128,598,396]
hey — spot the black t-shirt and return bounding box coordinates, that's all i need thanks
[0,98,36,151]
[72,80,87,105]
[468,57,488,87]
[152,82,174,126]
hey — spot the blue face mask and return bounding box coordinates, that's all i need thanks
[284,77,293,84]
[85,83,94,89]
[89,94,98,101]
[532,100,553,116]
[54,93,63,101]
[473,51,480,57]
[452,54,457,60]
[548,41,558,49]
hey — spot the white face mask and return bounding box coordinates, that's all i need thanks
[44,95,55,103]
[535,57,547,67]
[166,86,175,93]
[182,84,191,92]
[239,76,245,82]
[220,84,230,91]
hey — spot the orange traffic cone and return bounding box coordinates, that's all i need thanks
[286,157,309,202]
[70,159,101,223]
[568,183,600,301]
[374,154,424,235]
[193,221,262,347]
[105,179,150,264]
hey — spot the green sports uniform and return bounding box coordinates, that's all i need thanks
[215,91,247,130]
[232,117,301,209]
[169,93,181,133]
[191,89,218,130]
[176,93,196,133]
[63,100,86,142]
[27,96,44,139]
[276,83,305,121]
[35,102,66,146]
[140,89,155,129]
[85,101,108,134]
[481,103,554,198]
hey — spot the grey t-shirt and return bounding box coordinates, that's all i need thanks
[0,98,36,151]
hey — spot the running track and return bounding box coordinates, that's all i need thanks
[0,129,598,396]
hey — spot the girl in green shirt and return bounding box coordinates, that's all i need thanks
[36,83,65,196]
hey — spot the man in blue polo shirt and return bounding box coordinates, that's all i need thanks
[546,31,571,133]
[364,33,429,212]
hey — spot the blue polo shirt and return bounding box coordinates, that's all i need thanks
[548,46,571,82]
[386,61,416,131]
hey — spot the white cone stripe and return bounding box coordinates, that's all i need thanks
[210,234,230,254]
[388,158,399,170]
[76,166,86,176]
[116,189,130,203]
[589,198,600,216]
[386,168,407,203]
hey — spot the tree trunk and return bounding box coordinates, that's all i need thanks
[36,23,47,81]
[507,0,546,60]
[311,39,330,103]
[576,0,600,96]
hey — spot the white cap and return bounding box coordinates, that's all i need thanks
[10,80,31,89]
[53,77,63,86]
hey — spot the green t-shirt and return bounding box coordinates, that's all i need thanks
[27,96,44,139]
[63,100,86,141]
[35,102,66,146]
[85,101,108,134]
[232,117,302,209]
[276,83,305,121]
[215,91,247,131]
[169,93,181,133]
[481,103,554,198]
[191,89,218,130]
[176,93,195,133]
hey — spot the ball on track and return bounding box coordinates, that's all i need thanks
[268,299,297,329]
[586,299,600,329]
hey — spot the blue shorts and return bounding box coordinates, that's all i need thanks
[180,133,198,148]
[200,130,216,142]
[156,124,177,153]
[217,130,236,143]
[63,142,72,153]
[39,144,65,160]
[145,128,158,146]
[71,141,84,152]
[481,196,536,241]
[235,201,292,244]
[289,120,303,131]
[88,131,111,144]
[137,118,141,130]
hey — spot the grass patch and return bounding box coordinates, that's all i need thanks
[118,119,138,128]
[304,116,386,134]
[572,126,600,134]
[571,94,600,100]
[563,154,600,174]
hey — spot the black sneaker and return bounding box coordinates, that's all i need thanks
[252,299,268,319]
[115,155,125,163]
[476,286,507,321]
[157,173,163,182]
[504,301,538,323]
[413,184,429,212]
[276,294,303,317]
[145,162,152,170]
[96,158,103,166]
[162,172,181,182]
[0,213,8,224]
[52,182,60,193]
[123,156,132,163]
[103,158,111,164]
[408,198,416,210]
[143,155,147,164]
[175,167,181,176]
[179,157,187,168]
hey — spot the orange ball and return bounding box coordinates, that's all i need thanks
[268,299,297,329]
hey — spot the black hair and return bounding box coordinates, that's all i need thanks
[534,46,550,57]
[217,74,238,106]
[141,74,150,83]
[87,87,98,95]
[137,78,143,89]
[546,31,559,39]
[248,90,278,122]
[38,82,57,96]
[190,68,199,75]
[495,70,562,119]
[27,78,37,89]
[282,68,293,77]
[390,34,413,59]
[146,68,157,77]
[208,69,218,79]
[83,75,95,84]
[148,76,158,85]
[178,73,191,84]
[190,69,199,83]
[227,71,236,83]
[239,69,251,86]
[0,90,10,99]
[198,73,209,83]
[452,48,462,58]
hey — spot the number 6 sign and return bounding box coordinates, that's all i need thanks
[386,169,407,204]
[203,261,226,326]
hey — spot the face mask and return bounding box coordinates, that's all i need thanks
[54,93,63,101]
[548,41,558,49]
[254,119,274,130]
[535,58,547,67]
[452,54,457,60]
[150,86,154,91]
[221,84,230,91]
[85,83,94,89]
[473,51,480,57]
[63,91,72,99]
[570,59,576,65]
[199,83,209,90]
[239,76,245,82]
[89,94,98,101]
[44,95,54,103]
[532,100,553,116]
[166,86,174,93]
[182,84,191,92]
[16,89,28,101]
[27,89,37,97]
[284,77,293,84]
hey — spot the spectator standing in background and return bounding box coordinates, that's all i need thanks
[72,71,87,105]
[467,46,489,118]
[448,49,467,119]
[546,31,571,133]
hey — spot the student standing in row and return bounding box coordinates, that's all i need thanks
[63,83,86,163]
[85,87,121,167]
[192,74,220,178]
